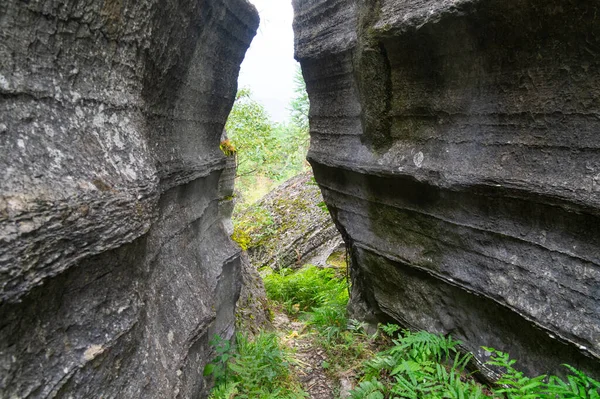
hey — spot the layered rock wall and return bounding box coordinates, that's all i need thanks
[0,0,258,397]
[294,0,600,378]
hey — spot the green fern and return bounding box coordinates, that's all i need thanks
[206,332,307,398]
[484,348,600,399]
[548,364,600,399]
[391,330,460,363]
[350,378,386,399]
[363,354,396,380]
[379,323,402,337]
[208,382,238,399]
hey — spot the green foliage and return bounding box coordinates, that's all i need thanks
[226,85,309,211]
[208,382,238,399]
[289,66,310,133]
[306,299,348,343]
[257,254,599,399]
[204,334,233,384]
[352,330,600,399]
[379,323,402,338]
[484,347,600,399]
[485,347,547,399]
[226,88,275,179]
[389,330,461,363]
[264,264,375,377]
[271,121,310,181]
[263,265,346,315]
[350,378,386,399]
[206,332,307,399]
[547,364,600,399]
[355,329,486,399]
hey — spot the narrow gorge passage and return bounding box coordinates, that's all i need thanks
[274,310,338,399]
[1,0,599,397]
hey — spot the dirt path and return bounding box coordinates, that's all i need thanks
[273,311,338,399]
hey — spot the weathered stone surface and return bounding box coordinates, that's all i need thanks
[0,0,258,397]
[294,0,600,378]
[235,171,344,270]
[235,251,273,336]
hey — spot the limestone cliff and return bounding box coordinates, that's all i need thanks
[293,0,600,378]
[0,0,258,397]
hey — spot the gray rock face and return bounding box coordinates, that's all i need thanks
[235,251,273,336]
[0,0,258,397]
[294,0,600,378]
[238,171,344,270]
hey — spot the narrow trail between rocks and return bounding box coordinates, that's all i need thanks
[273,311,338,399]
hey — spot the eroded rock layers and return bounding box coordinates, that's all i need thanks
[293,0,600,378]
[0,0,258,397]
[242,171,344,271]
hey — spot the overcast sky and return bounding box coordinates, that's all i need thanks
[238,0,298,123]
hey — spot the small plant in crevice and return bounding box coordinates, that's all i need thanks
[205,332,307,399]
[219,139,237,157]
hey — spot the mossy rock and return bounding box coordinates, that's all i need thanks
[232,171,344,270]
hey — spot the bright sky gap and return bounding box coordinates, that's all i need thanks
[238,0,298,123]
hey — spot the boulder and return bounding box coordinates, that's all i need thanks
[234,171,344,270]
[0,0,258,397]
[293,0,600,379]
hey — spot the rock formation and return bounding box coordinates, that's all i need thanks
[234,171,344,271]
[235,251,273,337]
[0,0,258,397]
[293,0,600,379]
